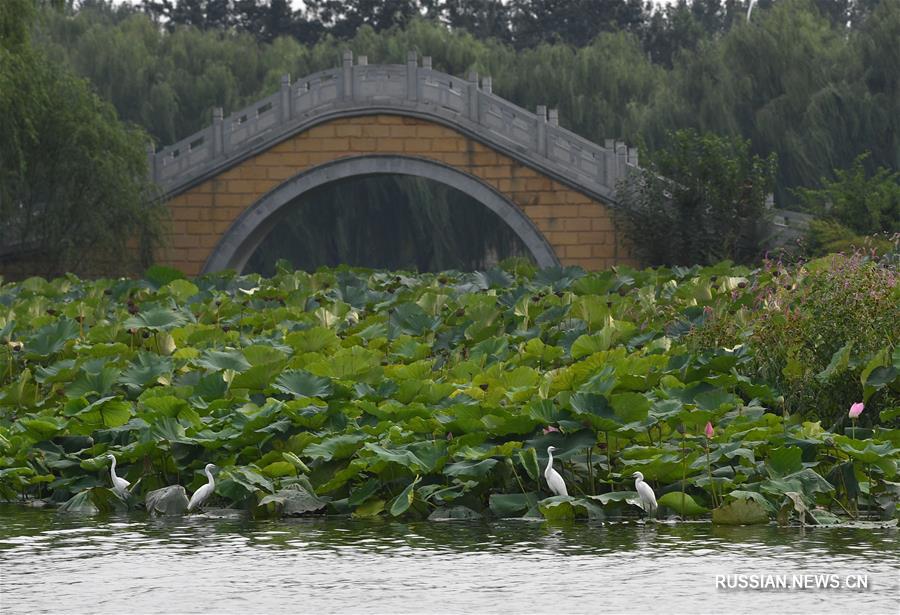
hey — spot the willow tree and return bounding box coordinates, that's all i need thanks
[0,1,163,278]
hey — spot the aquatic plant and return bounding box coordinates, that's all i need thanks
[0,260,896,524]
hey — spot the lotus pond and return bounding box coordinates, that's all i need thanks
[0,258,898,526]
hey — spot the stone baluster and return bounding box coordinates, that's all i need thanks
[467,71,479,122]
[342,50,353,101]
[407,51,418,102]
[548,108,559,127]
[423,56,432,70]
[536,105,547,157]
[616,141,628,180]
[358,55,368,66]
[482,76,492,95]
[280,74,292,123]
[213,107,224,157]
[146,143,157,183]
[604,139,616,185]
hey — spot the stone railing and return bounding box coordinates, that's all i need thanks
[150,51,640,201]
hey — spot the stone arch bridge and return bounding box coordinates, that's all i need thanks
[151,51,642,275]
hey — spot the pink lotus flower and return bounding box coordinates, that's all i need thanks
[848,402,864,419]
[705,421,714,439]
[543,425,560,435]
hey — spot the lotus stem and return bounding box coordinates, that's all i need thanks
[681,431,686,516]
[705,439,718,508]
[587,446,594,494]
[510,459,527,496]
[866,463,872,520]
[831,496,856,520]
[604,431,614,489]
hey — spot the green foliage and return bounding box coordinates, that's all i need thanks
[0,8,164,278]
[692,251,900,427]
[617,129,777,266]
[0,263,896,522]
[795,152,900,255]
[0,0,35,50]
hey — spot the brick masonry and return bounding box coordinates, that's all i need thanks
[161,114,635,275]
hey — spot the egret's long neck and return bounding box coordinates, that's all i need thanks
[546,450,554,472]
[205,468,215,487]
[109,458,117,479]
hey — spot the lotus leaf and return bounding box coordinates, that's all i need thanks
[657,492,708,516]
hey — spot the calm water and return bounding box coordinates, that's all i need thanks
[0,506,897,614]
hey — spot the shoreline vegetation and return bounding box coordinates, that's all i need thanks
[0,255,897,524]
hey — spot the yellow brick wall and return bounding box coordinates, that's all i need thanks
[161,114,634,275]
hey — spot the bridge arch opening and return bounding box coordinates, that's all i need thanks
[204,156,560,274]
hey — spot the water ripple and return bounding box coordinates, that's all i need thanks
[0,506,896,614]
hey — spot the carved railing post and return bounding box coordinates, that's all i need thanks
[467,70,479,122]
[536,105,547,157]
[146,143,157,183]
[153,54,653,206]
[280,74,292,122]
[406,51,418,102]
[342,50,353,100]
[616,141,628,181]
[213,107,224,157]
[604,139,616,185]
[627,147,639,171]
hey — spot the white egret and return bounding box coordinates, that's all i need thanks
[633,471,658,519]
[544,446,568,497]
[187,464,217,512]
[106,454,130,498]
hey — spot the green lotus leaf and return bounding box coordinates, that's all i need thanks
[306,434,369,461]
[217,467,273,501]
[834,436,898,466]
[443,458,498,480]
[65,365,120,398]
[120,352,173,390]
[588,491,641,506]
[712,497,770,525]
[816,341,853,382]
[284,326,340,354]
[124,307,188,332]
[767,446,804,478]
[196,349,251,373]
[657,492,708,516]
[389,475,422,516]
[26,319,79,357]
[274,370,333,398]
[390,303,440,337]
[489,493,540,517]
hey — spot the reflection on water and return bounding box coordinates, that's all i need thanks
[0,506,897,614]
